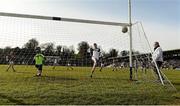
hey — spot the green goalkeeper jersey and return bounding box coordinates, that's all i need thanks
[34,53,45,65]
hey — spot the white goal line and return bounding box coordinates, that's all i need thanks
[0,12,129,27]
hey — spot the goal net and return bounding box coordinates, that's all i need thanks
[0,12,176,95]
[131,22,176,91]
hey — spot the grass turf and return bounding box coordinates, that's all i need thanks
[0,65,179,105]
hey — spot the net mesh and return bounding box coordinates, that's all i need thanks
[0,15,176,98]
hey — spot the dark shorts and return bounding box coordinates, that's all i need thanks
[156,61,163,68]
[35,65,43,70]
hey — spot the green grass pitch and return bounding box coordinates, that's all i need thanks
[0,65,179,105]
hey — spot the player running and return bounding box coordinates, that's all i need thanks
[34,49,45,77]
[141,59,147,74]
[112,59,119,71]
[90,43,103,78]
[52,58,58,70]
[67,60,73,70]
[6,51,16,72]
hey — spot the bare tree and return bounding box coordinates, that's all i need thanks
[24,38,39,50]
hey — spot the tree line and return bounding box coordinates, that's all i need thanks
[0,38,132,66]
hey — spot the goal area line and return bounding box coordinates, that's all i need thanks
[0,12,129,27]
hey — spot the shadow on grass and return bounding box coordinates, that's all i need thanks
[92,77,130,81]
[0,93,26,105]
[173,82,180,86]
[32,76,79,81]
[14,71,33,74]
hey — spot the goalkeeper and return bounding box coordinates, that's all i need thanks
[34,48,45,76]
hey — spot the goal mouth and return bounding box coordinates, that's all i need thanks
[0,12,130,66]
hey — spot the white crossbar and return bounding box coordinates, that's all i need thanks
[0,12,129,26]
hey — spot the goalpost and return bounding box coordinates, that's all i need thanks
[0,0,176,90]
[128,0,133,81]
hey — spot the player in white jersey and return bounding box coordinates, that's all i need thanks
[6,51,16,72]
[52,58,58,70]
[152,42,164,80]
[90,43,102,78]
[67,60,73,70]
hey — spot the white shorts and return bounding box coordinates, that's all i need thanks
[53,63,58,66]
[101,63,104,67]
[92,57,99,63]
[9,61,14,65]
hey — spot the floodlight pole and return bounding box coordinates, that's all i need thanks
[128,0,133,80]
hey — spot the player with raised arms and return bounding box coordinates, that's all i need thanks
[90,43,103,78]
